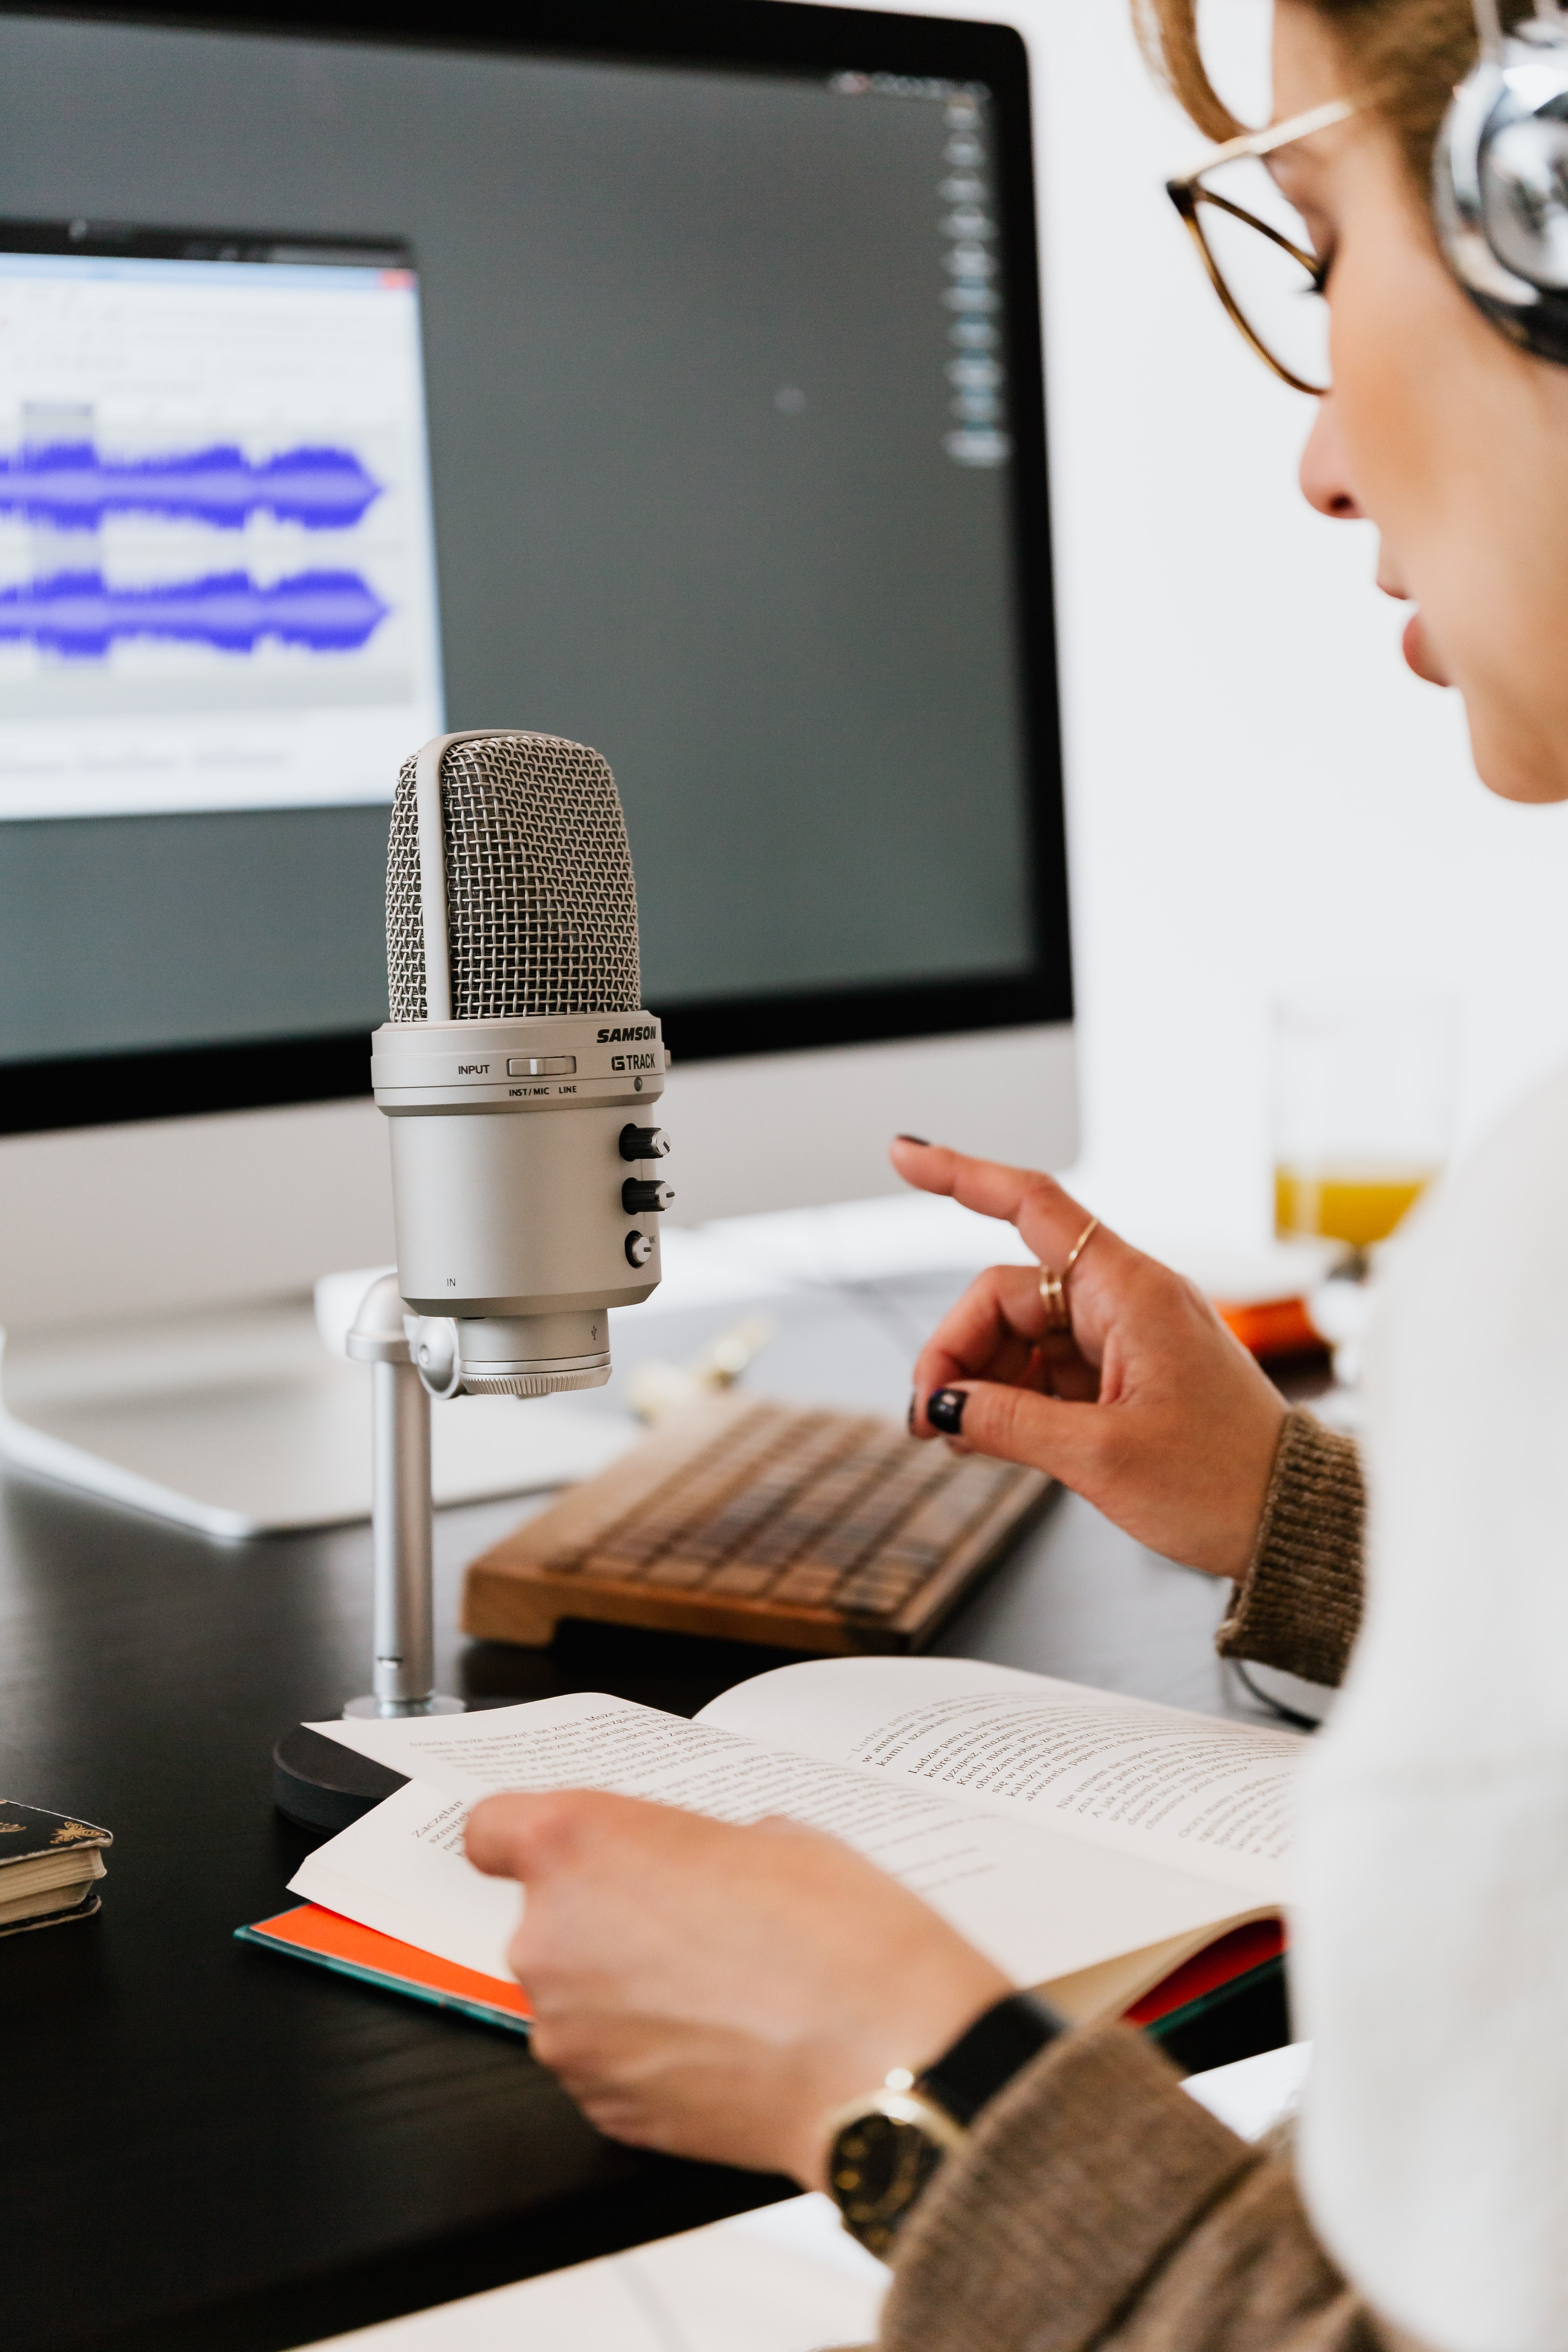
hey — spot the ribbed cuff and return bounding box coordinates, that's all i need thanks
[1216,1408,1365,1689]
[879,2024,1257,2352]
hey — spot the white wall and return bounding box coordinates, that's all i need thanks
[810,0,1568,1248]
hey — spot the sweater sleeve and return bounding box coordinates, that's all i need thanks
[1214,1408,1366,1689]
[877,2022,1395,2352]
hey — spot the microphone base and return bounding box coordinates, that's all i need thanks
[342,1692,466,1720]
[272,1701,464,1832]
[272,1723,407,1833]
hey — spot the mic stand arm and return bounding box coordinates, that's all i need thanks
[343,1273,463,1721]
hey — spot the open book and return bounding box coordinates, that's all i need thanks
[264,1656,1301,2027]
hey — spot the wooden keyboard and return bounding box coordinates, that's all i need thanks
[462,1393,1052,1654]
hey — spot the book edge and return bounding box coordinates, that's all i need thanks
[234,1904,1277,2052]
[1144,1955,1287,2044]
[0,1889,101,1938]
[235,1920,532,2037]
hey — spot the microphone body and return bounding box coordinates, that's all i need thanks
[372,729,668,1399]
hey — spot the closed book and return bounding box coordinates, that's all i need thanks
[0,1801,111,1937]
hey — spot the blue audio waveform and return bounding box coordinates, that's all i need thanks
[0,441,383,530]
[0,568,390,658]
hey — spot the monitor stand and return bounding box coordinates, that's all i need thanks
[0,1281,636,1537]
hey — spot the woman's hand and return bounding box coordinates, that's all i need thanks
[465,1789,1008,2184]
[892,1139,1287,1580]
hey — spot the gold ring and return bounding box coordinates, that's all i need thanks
[1038,1216,1099,1335]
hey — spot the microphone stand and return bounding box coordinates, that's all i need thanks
[273,1274,462,1830]
[343,1274,464,1722]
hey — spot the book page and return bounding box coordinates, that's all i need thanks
[307,1695,1258,1994]
[698,1656,1302,1899]
[290,1778,524,1982]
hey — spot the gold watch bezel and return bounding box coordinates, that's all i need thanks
[823,2082,969,2153]
[823,2080,969,2256]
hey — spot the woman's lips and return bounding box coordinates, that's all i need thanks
[1402,607,1451,687]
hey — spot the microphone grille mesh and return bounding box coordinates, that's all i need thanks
[387,731,641,1021]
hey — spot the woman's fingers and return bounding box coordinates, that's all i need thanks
[921,1379,1112,1493]
[888,1137,1103,1266]
[889,1138,1148,1346]
[914,1375,1246,1572]
[893,1137,1294,1578]
[466,1788,575,1880]
[910,1262,1108,1429]
[911,1263,1050,1413]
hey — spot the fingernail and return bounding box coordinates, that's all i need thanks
[895,1133,931,1147]
[927,1387,967,1435]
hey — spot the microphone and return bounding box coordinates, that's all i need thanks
[370,729,671,1400]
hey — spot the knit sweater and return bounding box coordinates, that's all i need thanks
[1215,1409,1365,1689]
[874,1406,1379,2352]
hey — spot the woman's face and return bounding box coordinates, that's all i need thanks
[1272,1,1568,802]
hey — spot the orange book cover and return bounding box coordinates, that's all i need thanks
[236,1902,534,2034]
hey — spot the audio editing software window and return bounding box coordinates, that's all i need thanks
[0,12,1041,1076]
[0,240,443,823]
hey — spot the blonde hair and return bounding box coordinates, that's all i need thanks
[1132,0,1486,183]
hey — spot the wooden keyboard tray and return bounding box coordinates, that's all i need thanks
[461,1393,1051,1656]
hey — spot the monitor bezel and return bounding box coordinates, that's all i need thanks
[0,0,1071,1140]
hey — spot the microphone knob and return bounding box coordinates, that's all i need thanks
[622,1178,675,1214]
[619,1124,671,1163]
[625,1229,655,1269]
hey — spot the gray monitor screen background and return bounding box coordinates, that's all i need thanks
[0,15,1035,1065]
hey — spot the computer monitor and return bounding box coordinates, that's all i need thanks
[0,0,1074,1527]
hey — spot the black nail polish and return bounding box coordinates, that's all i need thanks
[895,1133,931,1147]
[927,1388,967,1435]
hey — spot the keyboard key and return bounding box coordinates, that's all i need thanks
[837,1571,923,1616]
[769,1565,842,1606]
[641,1555,712,1589]
[706,1563,777,1598]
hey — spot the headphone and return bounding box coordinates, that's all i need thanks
[1436,0,1568,361]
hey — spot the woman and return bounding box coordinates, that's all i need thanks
[466,3,1568,2344]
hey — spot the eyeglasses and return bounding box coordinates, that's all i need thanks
[1167,98,1359,394]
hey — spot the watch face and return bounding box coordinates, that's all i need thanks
[830,2111,949,2257]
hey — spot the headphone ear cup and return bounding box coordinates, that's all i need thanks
[1480,113,1568,288]
[1436,12,1568,364]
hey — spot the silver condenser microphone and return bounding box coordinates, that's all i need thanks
[371,729,671,1400]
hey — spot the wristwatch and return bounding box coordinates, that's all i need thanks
[823,1991,1067,2256]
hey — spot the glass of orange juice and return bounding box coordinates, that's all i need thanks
[1272,998,1456,1274]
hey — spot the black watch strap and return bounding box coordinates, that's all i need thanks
[919,1989,1067,2127]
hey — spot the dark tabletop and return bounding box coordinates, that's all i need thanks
[1,1268,1307,2352]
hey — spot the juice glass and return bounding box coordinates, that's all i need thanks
[1272,998,1456,1272]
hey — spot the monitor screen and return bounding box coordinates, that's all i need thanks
[0,1,1068,1135]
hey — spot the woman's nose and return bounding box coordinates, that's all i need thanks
[1298,395,1363,519]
